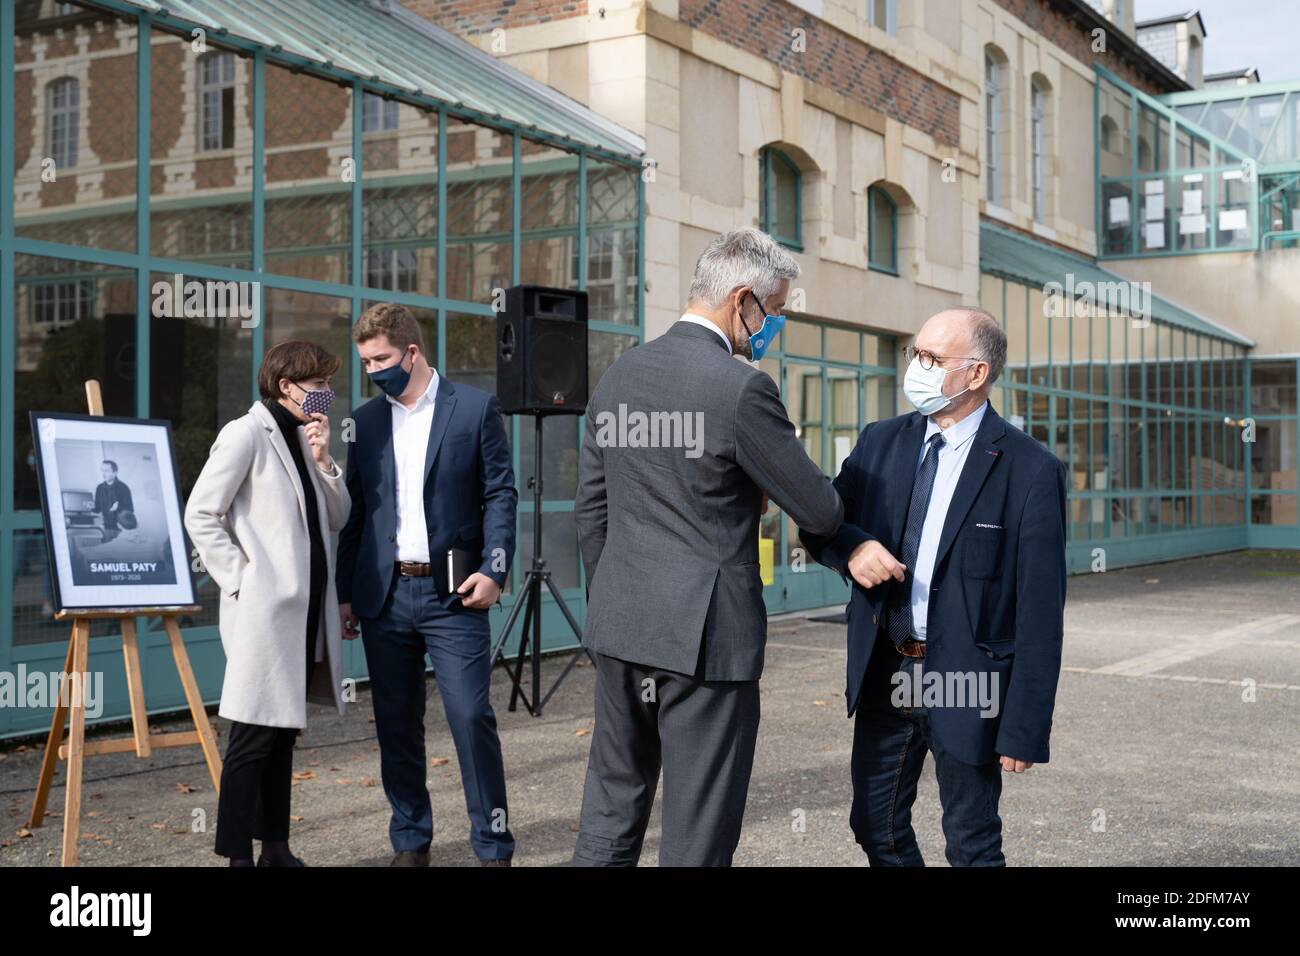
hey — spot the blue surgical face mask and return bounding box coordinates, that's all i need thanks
[739,291,785,362]
[368,349,412,398]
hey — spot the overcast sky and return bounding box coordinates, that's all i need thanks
[1137,0,1300,83]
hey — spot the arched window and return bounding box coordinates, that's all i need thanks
[867,184,897,274]
[1031,78,1049,222]
[1100,115,1118,153]
[868,0,897,36]
[198,51,236,151]
[761,147,802,250]
[984,48,1003,204]
[46,77,79,169]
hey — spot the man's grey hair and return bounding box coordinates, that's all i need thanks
[686,227,801,310]
[964,308,1007,386]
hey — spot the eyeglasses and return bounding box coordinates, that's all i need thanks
[903,347,979,371]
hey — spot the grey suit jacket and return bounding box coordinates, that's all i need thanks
[575,320,843,681]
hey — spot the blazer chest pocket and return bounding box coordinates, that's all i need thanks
[962,524,1002,579]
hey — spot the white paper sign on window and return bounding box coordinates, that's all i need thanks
[1183,190,1203,215]
[1108,196,1130,226]
[1144,222,1165,249]
[1218,208,1248,232]
[1179,213,1207,235]
[1145,195,1165,221]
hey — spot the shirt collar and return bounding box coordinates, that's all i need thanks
[678,313,733,355]
[924,399,988,451]
[386,366,439,410]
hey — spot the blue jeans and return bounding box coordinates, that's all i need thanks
[849,646,1005,866]
[360,574,515,861]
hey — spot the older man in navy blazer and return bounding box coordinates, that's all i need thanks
[337,303,517,867]
[801,307,1066,867]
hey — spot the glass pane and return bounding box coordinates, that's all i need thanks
[363,100,438,296]
[263,63,353,281]
[149,272,253,500]
[14,254,137,510]
[1101,180,1134,255]
[519,138,579,289]
[586,160,639,325]
[15,4,139,252]
[445,119,513,303]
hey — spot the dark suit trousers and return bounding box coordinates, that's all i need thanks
[572,651,760,867]
[360,573,515,861]
[849,633,1005,867]
[214,721,299,859]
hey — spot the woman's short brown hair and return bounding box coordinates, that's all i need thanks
[257,340,341,401]
[352,301,425,354]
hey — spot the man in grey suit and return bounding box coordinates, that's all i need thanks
[572,228,844,866]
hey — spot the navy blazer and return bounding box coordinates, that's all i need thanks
[800,404,1067,765]
[336,375,517,619]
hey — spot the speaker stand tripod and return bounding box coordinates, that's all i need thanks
[490,413,592,715]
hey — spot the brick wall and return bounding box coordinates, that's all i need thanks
[400,0,586,35]
[680,0,960,147]
[991,0,1179,96]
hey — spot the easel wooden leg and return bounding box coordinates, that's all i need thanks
[27,634,76,829]
[120,618,152,758]
[61,619,90,868]
[163,616,223,793]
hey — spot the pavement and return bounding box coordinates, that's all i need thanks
[1,550,1297,867]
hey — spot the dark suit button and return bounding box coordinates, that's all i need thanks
[389,534,396,542]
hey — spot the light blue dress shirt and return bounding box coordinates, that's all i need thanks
[911,400,988,640]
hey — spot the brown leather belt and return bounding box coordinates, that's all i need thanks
[896,638,927,658]
[395,560,432,577]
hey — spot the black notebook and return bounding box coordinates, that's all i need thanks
[446,547,477,598]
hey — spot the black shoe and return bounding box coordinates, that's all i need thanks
[479,857,512,867]
[257,852,306,867]
[389,849,430,867]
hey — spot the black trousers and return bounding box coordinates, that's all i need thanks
[214,624,315,859]
[572,651,761,867]
[214,720,301,859]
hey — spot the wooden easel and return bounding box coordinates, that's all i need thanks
[26,380,223,867]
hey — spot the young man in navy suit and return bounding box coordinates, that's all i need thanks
[337,303,517,866]
[801,307,1067,866]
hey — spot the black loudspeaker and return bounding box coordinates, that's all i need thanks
[496,285,588,415]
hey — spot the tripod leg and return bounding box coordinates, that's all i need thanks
[531,575,543,716]
[508,587,533,714]
[489,572,532,666]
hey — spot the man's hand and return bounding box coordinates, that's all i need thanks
[999,756,1034,773]
[340,602,360,640]
[457,572,501,609]
[847,540,906,589]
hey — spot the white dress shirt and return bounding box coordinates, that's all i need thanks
[389,367,439,562]
[677,313,733,354]
[910,400,988,640]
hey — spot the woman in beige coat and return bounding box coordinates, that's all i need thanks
[184,340,350,867]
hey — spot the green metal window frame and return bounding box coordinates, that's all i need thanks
[760,146,803,251]
[1094,64,1261,259]
[867,184,898,275]
[0,1,646,735]
[762,321,897,612]
[979,270,1263,573]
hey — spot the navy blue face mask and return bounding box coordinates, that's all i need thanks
[369,350,413,398]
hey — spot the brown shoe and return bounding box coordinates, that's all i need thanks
[479,857,512,867]
[390,849,430,867]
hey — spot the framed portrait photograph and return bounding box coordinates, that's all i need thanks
[29,411,197,612]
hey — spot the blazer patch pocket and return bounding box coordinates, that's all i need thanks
[962,525,1002,579]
